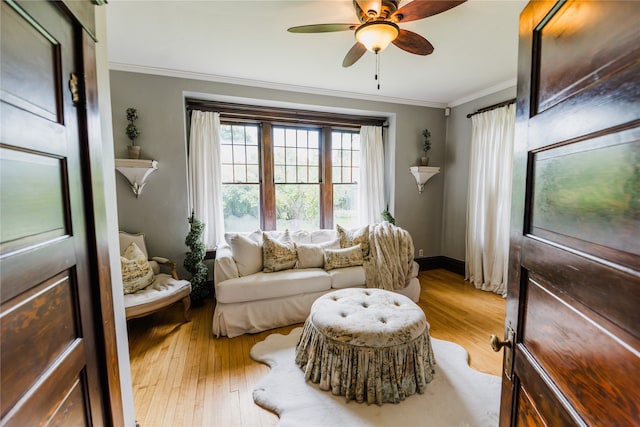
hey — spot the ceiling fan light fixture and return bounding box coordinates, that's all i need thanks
[355,20,399,53]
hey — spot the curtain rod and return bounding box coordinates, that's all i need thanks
[185,98,387,127]
[466,98,516,118]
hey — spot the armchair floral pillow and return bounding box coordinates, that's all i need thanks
[120,242,154,294]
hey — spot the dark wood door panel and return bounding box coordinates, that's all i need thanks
[0,103,69,155]
[0,1,62,123]
[0,270,81,417]
[3,341,88,426]
[48,379,89,427]
[516,385,549,427]
[536,1,640,113]
[521,237,639,337]
[529,126,640,263]
[0,147,70,251]
[529,67,640,151]
[0,238,76,303]
[520,276,639,426]
[514,349,580,426]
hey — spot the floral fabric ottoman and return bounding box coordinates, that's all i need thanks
[295,288,436,405]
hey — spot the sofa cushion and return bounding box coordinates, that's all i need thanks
[120,242,155,294]
[290,230,312,244]
[337,224,370,258]
[328,266,366,289]
[310,229,338,244]
[123,273,191,318]
[294,239,340,269]
[215,268,331,304]
[229,233,263,276]
[224,230,262,246]
[324,244,364,270]
[263,231,297,272]
[410,260,419,278]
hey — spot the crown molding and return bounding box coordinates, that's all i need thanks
[447,78,517,108]
[108,62,448,109]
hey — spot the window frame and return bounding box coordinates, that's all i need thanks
[186,99,386,231]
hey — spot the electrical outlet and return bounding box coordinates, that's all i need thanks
[418,249,424,257]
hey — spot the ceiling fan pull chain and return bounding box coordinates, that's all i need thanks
[376,51,381,90]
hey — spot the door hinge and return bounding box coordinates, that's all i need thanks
[69,73,79,106]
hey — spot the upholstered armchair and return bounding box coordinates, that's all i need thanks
[119,231,191,322]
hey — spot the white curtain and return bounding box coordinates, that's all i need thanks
[465,103,516,296]
[359,125,385,225]
[188,110,225,249]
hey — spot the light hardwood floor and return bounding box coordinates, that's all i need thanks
[126,269,506,427]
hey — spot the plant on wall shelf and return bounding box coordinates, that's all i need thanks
[184,212,209,305]
[126,107,141,159]
[421,128,431,166]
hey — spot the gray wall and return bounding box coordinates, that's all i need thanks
[440,86,517,262]
[110,71,446,276]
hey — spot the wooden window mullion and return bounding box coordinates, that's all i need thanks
[261,122,276,230]
[321,126,333,230]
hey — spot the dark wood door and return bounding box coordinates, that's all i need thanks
[1,1,110,425]
[499,1,640,425]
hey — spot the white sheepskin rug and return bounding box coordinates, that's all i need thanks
[250,328,501,427]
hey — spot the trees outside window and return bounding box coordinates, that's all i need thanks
[187,99,385,232]
[220,124,362,232]
[220,124,260,232]
[332,130,360,229]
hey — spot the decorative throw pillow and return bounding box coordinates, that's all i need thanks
[120,242,154,294]
[229,233,263,276]
[263,231,297,272]
[324,244,364,271]
[224,230,262,246]
[295,239,340,269]
[337,224,370,258]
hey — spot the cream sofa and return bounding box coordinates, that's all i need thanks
[212,228,420,338]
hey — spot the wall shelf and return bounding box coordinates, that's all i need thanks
[115,159,158,198]
[409,166,440,194]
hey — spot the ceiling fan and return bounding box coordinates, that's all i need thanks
[288,0,468,68]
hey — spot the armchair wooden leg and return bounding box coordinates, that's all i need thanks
[182,296,192,322]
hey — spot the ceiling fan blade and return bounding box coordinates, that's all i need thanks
[392,29,434,55]
[391,0,467,23]
[288,23,358,33]
[342,42,367,67]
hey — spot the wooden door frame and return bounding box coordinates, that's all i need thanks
[79,30,125,427]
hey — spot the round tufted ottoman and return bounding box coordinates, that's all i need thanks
[295,288,436,405]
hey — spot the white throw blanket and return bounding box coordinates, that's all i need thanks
[364,222,415,291]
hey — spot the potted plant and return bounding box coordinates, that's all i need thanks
[126,107,141,159]
[184,212,209,305]
[421,128,431,166]
[381,208,396,225]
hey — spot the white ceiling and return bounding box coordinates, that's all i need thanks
[106,0,527,107]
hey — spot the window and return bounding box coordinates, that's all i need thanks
[273,126,321,230]
[220,123,260,232]
[187,99,385,232]
[332,130,360,229]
